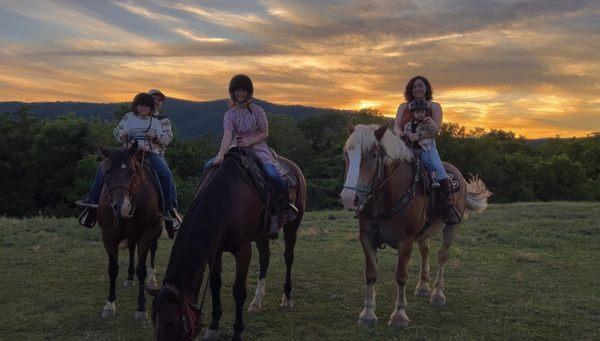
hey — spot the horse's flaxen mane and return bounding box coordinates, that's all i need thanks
[344,124,413,164]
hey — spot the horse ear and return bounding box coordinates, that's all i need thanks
[346,122,355,135]
[97,144,110,159]
[128,141,138,157]
[374,120,391,141]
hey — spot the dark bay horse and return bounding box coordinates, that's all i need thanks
[340,122,491,328]
[149,150,306,341]
[97,141,163,320]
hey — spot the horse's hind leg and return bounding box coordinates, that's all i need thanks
[281,221,299,309]
[358,231,378,327]
[415,239,432,297]
[232,242,251,341]
[101,239,118,318]
[388,238,414,328]
[146,240,158,289]
[204,251,223,341]
[134,240,151,321]
[249,239,270,312]
[430,224,458,307]
[124,240,135,289]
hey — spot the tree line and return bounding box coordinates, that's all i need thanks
[1,107,598,217]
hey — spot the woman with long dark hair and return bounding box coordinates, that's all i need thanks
[393,76,461,225]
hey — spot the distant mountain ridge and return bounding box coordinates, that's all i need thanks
[0,98,353,139]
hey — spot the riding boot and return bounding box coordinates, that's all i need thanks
[439,178,461,225]
[162,209,179,240]
[268,192,287,239]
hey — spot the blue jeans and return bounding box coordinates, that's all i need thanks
[203,157,288,195]
[148,154,178,210]
[419,143,448,180]
[88,163,105,203]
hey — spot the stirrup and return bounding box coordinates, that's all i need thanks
[170,208,183,224]
[76,199,98,208]
[78,208,96,228]
[287,202,299,222]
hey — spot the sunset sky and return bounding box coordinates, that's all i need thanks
[0,0,598,137]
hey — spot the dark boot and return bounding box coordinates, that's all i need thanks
[439,178,461,225]
[78,207,97,228]
[161,210,180,240]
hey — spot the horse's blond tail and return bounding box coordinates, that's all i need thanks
[465,174,492,215]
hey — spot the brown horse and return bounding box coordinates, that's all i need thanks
[149,148,306,341]
[340,122,491,328]
[97,141,163,320]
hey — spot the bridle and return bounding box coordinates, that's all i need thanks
[343,142,422,247]
[343,143,406,208]
[102,157,141,227]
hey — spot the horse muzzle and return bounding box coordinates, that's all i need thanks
[112,199,133,219]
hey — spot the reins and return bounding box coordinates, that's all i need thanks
[347,142,422,248]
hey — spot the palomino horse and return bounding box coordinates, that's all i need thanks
[149,149,306,341]
[97,141,162,320]
[340,122,491,328]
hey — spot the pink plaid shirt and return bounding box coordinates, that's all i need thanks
[223,104,276,165]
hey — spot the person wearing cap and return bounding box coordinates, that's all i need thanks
[76,92,180,238]
[393,75,460,225]
[204,74,298,237]
[147,89,182,234]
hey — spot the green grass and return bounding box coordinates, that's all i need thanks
[1,202,599,340]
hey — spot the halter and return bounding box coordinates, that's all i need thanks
[102,157,141,228]
[343,143,403,200]
[344,141,422,248]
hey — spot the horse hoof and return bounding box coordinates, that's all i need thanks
[415,288,431,297]
[203,329,221,341]
[146,278,158,289]
[430,294,447,307]
[101,301,116,319]
[248,301,262,313]
[388,315,410,328]
[133,310,148,321]
[358,309,378,328]
[124,280,135,289]
[280,296,294,309]
[358,316,378,328]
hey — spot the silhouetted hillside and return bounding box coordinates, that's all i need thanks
[0,98,352,139]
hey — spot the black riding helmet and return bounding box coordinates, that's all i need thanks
[131,92,156,114]
[228,74,254,102]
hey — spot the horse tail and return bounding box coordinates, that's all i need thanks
[464,174,492,214]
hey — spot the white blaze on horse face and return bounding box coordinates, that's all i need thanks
[341,146,362,210]
[120,197,132,217]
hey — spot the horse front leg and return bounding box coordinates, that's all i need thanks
[431,224,458,307]
[388,238,413,328]
[415,239,432,297]
[147,240,158,289]
[204,251,223,341]
[249,239,270,313]
[134,241,150,321]
[232,242,251,341]
[124,240,135,289]
[358,231,378,327]
[281,222,298,309]
[101,238,118,318]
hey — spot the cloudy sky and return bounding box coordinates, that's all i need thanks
[0,0,598,137]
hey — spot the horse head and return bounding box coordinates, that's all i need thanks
[98,141,139,219]
[340,120,411,212]
[148,284,201,341]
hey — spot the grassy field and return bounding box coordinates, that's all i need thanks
[1,202,599,340]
